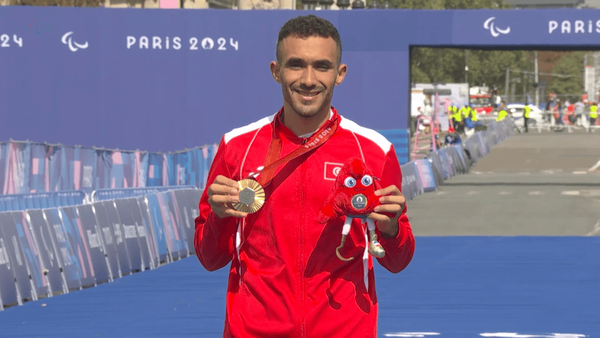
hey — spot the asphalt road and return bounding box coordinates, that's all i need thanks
[408,130,600,236]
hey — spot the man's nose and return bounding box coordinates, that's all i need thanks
[300,66,317,88]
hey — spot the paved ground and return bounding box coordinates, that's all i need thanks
[3,240,600,338]
[408,129,600,236]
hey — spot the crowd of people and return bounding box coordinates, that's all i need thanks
[414,90,599,158]
[544,92,598,132]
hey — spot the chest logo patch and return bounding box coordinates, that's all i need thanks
[324,162,343,181]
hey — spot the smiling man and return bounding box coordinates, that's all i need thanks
[194,15,415,338]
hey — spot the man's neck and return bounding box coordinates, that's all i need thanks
[282,105,332,137]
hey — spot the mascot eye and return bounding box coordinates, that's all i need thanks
[361,175,373,186]
[344,177,356,188]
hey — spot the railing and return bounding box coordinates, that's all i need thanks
[0,187,202,310]
[411,115,441,161]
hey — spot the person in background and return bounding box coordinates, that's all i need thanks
[460,104,470,120]
[574,99,585,127]
[451,103,463,134]
[447,102,457,128]
[490,83,499,108]
[590,102,598,132]
[566,101,576,125]
[554,100,565,132]
[523,100,531,133]
[496,101,509,121]
[468,103,478,123]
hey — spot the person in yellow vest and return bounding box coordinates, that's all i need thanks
[590,102,598,132]
[523,102,531,133]
[496,101,509,121]
[469,104,478,122]
[460,104,470,120]
[448,103,458,127]
[450,103,463,133]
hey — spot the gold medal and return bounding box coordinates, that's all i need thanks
[232,179,265,214]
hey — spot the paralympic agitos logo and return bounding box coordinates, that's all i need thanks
[484,17,511,37]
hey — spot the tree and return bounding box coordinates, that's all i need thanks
[546,51,585,101]
[10,0,103,5]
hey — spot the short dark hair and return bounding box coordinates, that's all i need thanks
[276,15,342,65]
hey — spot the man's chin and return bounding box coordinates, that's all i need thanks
[292,103,327,118]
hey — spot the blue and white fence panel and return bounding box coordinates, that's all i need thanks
[0,141,218,196]
[0,187,202,311]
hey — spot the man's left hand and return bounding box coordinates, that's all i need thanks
[368,185,405,239]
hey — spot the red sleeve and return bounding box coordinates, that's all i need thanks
[375,145,416,274]
[194,137,239,271]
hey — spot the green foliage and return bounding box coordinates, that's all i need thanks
[546,51,585,99]
[389,0,506,9]
[411,48,533,95]
[10,0,103,5]
[296,0,507,10]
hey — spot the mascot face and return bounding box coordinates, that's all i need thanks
[318,158,381,223]
[339,160,376,211]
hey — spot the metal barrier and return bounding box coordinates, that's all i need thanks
[0,188,202,311]
[91,186,196,202]
[0,190,88,213]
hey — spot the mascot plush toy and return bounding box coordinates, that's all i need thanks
[318,158,386,261]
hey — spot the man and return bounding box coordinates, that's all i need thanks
[574,99,585,126]
[460,104,470,120]
[468,103,478,123]
[490,84,499,108]
[523,101,531,133]
[590,102,598,132]
[194,15,415,338]
[496,101,509,121]
[448,102,459,130]
[452,104,465,134]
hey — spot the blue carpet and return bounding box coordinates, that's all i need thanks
[1,237,598,338]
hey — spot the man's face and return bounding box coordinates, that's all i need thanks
[271,36,347,119]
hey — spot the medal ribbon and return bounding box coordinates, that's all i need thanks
[251,109,340,187]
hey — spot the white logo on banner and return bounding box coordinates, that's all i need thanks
[126,36,239,51]
[484,17,511,37]
[61,31,89,52]
[549,20,600,34]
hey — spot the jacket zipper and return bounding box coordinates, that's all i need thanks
[300,138,307,338]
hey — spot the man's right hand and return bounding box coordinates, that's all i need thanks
[207,175,248,219]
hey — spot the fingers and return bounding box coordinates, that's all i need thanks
[374,184,401,197]
[208,175,240,197]
[373,202,403,215]
[208,175,247,219]
[367,211,392,223]
[374,184,406,214]
[221,208,248,219]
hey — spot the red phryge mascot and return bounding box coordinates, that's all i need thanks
[318,158,386,261]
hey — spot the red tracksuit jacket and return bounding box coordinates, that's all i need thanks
[195,108,415,338]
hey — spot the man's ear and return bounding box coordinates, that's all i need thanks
[335,63,348,86]
[270,61,282,83]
